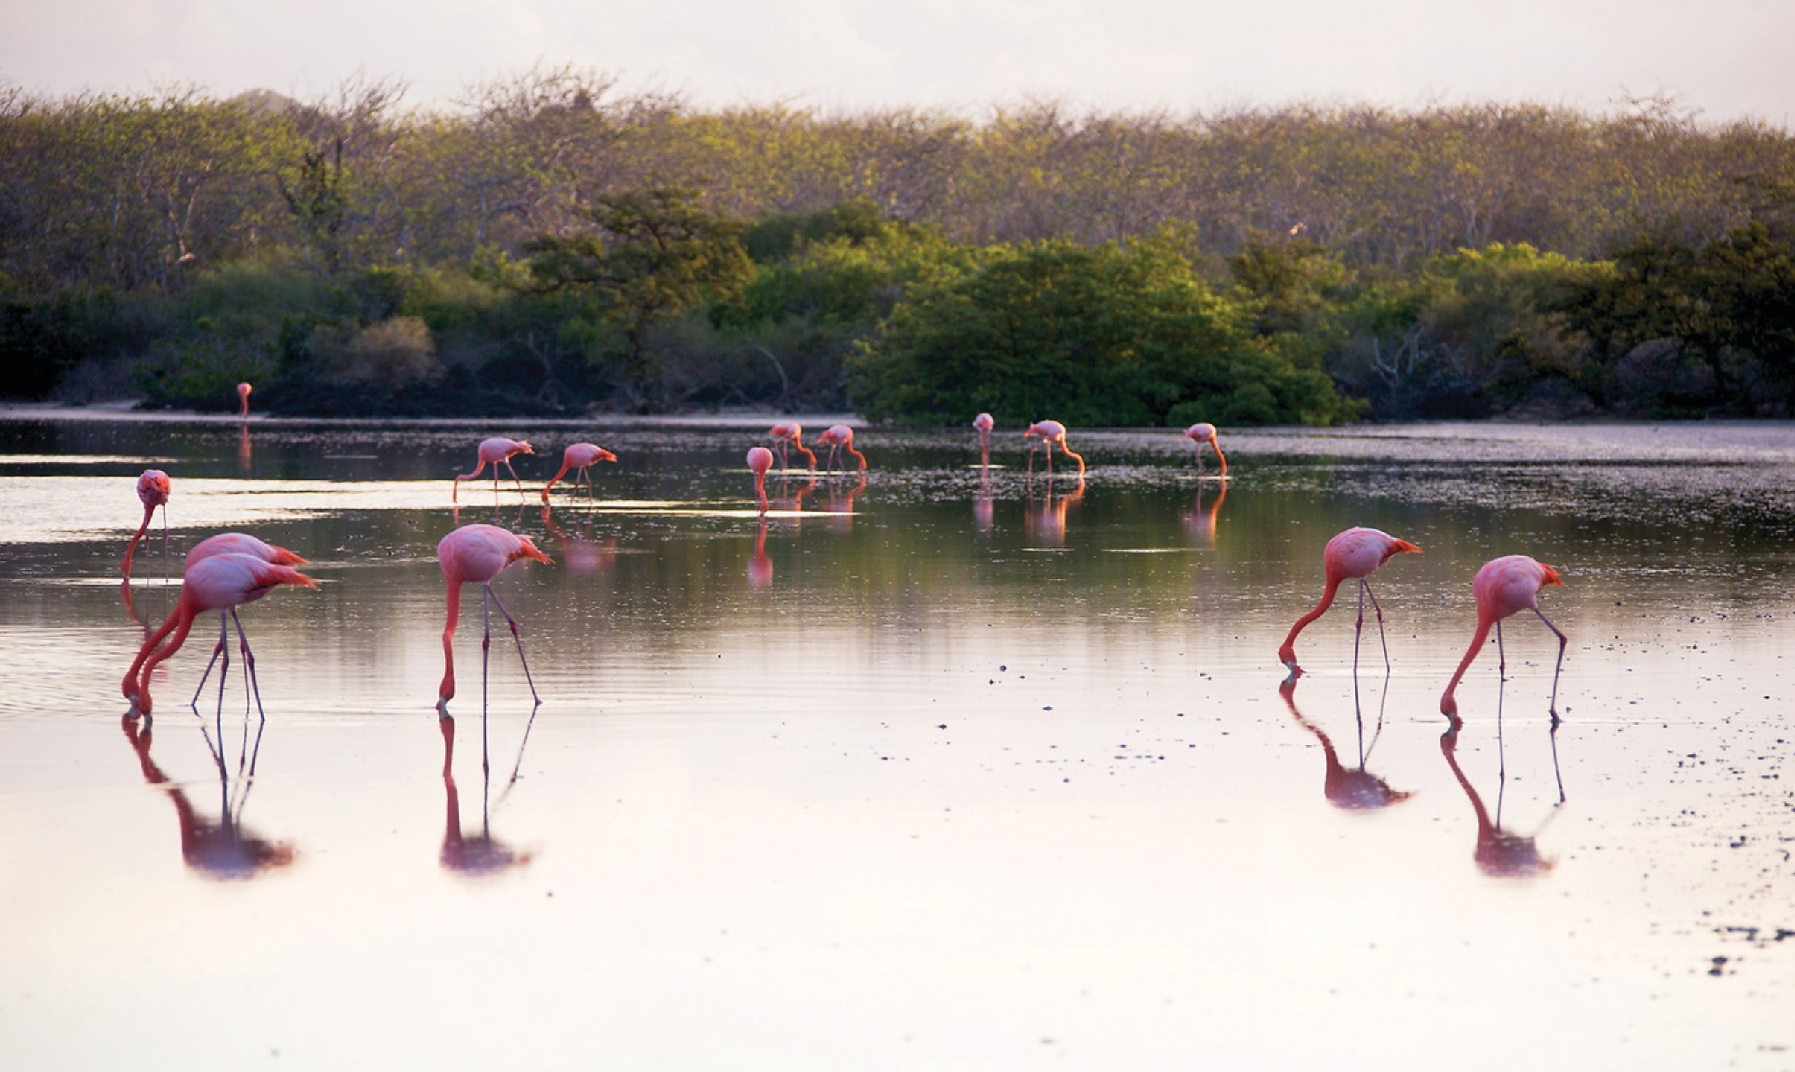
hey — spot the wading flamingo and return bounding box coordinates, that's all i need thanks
[768,422,816,472]
[747,446,774,514]
[453,438,534,502]
[180,533,310,706]
[437,524,552,715]
[236,382,252,419]
[1439,555,1568,719]
[973,413,995,466]
[1181,423,1228,477]
[540,443,617,501]
[816,424,866,472]
[1024,420,1085,477]
[121,469,172,579]
[123,552,318,717]
[1279,527,1422,678]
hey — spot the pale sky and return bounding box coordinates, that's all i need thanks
[3,0,1791,124]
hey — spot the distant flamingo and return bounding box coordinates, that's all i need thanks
[1181,423,1228,477]
[1439,555,1568,719]
[121,469,172,579]
[973,412,995,466]
[768,422,815,472]
[1024,420,1085,477]
[746,447,774,514]
[123,552,318,717]
[436,524,552,714]
[453,438,534,502]
[540,443,617,501]
[237,382,252,419]
[181,533,310,706]
[1279,527,1422,677]
[816,424,866,472]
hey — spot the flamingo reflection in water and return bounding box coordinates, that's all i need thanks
[1279,676,1412,811]
[1025,474,1085,546]
[748,516,773,589]
[1438,681,1567,878]
[821,471,867,532]
[1183,480,1227,545]
[120,713,296,880]
[540,504,619,577]
[437,709,537,876]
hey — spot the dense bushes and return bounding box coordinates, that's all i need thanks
[3,77,1793,420]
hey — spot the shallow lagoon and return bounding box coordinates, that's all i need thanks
[1,412,1791,1069]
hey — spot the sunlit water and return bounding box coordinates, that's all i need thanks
[1,410,1792,1069]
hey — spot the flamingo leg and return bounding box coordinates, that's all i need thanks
[485,585,542,705]
[481,586,493,776]
[1352,579,1367,675]
[233,609,266,722]
[503,459,524,497]
[1535,607,1568,717]
[1495,619,1507,680]
[191,612,230,707]
[1363,581,1391,672]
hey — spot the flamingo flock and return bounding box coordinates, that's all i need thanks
[118,413,1570,727]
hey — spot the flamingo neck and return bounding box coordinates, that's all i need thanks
[121,504,156,576]
[848,446,867,470]
[129,598,199,713]
[440,582,462,701]
[1279,576,1343,663]
[1440,616,1495,715]
[754,473,769,514]
[1213,444,1228,476]
[541,460,573,501]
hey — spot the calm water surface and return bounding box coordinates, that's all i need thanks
[1,411,1792,1069]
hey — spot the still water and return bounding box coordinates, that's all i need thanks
[1,411,1791,1070]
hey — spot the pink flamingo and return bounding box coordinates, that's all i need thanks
[236,382,252,419]
[768,422,815,472]
[453,438,534,502]
[123,552,318,717]
[540,443,618,502]
[973,412,995,465]
[121,469,172,578]
[1181,423,1228,477]
[1024,420,1085,477]
[1439,555,1568,719]
[746,447,774,514]
[1279,527,1422,677]
[816,424,867,472]
[436,524,553,714]
[180,533,310,706]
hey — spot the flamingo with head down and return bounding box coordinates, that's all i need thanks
[436,524,553,715]
[816,424,866,473]
[541,443,618,501]
[1279,527,1422,678]
[453,438,535,502]
[1023,420,1084,477]
[1440,555,1568,720]
[767,422,815,473]
[1181,423,1228,477]
[746,447,774,515]
[237,382,252,419]
[122,470,172,579]
[973,413,995,466]
[123,552,318,717]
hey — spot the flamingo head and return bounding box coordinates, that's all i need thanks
[509,535,553,566]
[1383,538,1423,563]
[136,470,171,507]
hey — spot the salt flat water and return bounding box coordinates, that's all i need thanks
[0,411,1791,1070]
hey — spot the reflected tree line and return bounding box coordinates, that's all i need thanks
[4,70,1794,421]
